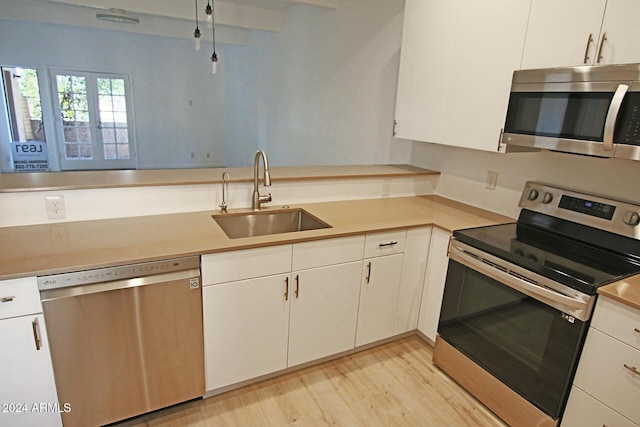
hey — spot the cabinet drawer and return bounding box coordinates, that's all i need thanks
[0,277,42,320]
[202,245,292,285]
[592,296,640,351]
[573,328,640,424]
[562,385,638,427]
[364,230,406,258]
[292,235,365,271]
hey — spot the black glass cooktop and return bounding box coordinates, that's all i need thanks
[454,213,640,295]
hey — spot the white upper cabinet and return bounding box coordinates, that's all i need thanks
[521,0,640,69]
[394,0,531,152]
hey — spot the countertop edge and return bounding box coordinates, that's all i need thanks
[0,165,439,193]
[598,276,640,311]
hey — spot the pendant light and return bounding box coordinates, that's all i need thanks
[193,0,201,51]
[210,0,218,75]
[205,0,213,28]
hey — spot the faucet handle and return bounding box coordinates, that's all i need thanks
[259,193,272,204]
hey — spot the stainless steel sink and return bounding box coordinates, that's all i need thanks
[212,209,331,239]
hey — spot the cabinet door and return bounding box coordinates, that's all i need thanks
[288,262,362,367]
[521,0,607,68]
[395,227,431,334]
[598,0,640,65]
[440,0,531,152]
[393,0,456,143]
[203,274,290,390]
[395,0,530,152]
[0,315,62,427]
[562,386,638,427]
[356,254,404,347]
[572,328,640,425]
[418,227,451,343]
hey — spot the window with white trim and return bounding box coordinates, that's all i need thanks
[51,70,137,170]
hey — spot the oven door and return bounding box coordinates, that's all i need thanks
[438,240,594,419]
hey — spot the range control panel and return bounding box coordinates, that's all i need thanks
[519,181,640,239]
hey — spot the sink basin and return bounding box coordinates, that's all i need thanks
[213,209,331,239]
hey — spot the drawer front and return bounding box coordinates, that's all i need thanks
[0,277,42,320]
[573,328,640,424]
[562,386,638,427]
[292,235,365,271]
[202,245,292,285]
[364,230,406,258]
[592,296,640,351]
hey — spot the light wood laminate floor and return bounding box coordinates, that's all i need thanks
[119,336,507,426]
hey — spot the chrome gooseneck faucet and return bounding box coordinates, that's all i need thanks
[252,150,272,211]
[219,171,230,213]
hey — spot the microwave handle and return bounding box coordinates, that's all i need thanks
[603,84,629,151]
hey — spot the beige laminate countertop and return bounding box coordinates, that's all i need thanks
[0,195,511,280]
[599,276,640,311]
[0,164,436,192]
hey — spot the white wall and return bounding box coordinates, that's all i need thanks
[410,141,640,218]
[0,18,227,170]
[0,0,412,170]
[225,0,411,167]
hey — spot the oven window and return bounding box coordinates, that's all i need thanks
[438,260,588,418]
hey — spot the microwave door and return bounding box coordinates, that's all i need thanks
[502,81,630,157]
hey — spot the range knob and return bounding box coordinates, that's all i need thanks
[526,189,539,201]
[542,192,554,204]
[623,211,640,226]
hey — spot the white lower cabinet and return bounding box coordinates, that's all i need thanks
[202,236,365,392]
[395,227,432,334]
[202,228,435,392]
[356,254,404,347]
[0,278,62,427]
[356,231,407,347]
[288,262,362,367]
[418,227,452,343]
[561,296,640,426]
[203,274,290,390]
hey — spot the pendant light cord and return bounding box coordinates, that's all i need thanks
[211,0,217,57]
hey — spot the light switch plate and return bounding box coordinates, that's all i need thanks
[485,171,498,190]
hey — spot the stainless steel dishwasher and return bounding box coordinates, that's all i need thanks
[37,256,204,427]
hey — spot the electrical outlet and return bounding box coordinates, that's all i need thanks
[45,195,66,219]
[485,171,498,190]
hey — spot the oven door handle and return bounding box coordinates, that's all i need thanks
[449,241,594,321]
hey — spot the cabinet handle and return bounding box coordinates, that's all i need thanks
[365,262,372,284]
[295,275,299,299]
[597,32,607,63]
[583,33,594,64]
[633,327,640,334]
[624,364,640,376]
[1,295,15,303]
[284,277,289,301]
[32,318,42,351]
[378,241,398,248]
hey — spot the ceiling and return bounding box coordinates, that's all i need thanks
[0,0,339,45]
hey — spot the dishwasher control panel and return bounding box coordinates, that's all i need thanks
[37,256,201,290]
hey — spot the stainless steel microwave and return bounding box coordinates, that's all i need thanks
[500,64,640,160]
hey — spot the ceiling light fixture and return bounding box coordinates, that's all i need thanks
[193,0,201,51]
[205,0,213,28]
[96,8,139,25]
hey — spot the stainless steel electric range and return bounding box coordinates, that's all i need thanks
[434,181,640,427]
